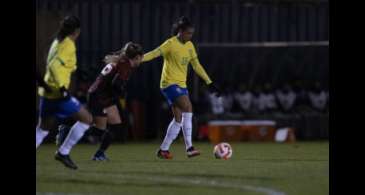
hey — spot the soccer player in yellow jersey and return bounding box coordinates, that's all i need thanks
[36,16,93,169]
[142,16,221,159]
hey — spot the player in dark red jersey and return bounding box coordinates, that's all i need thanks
[87,42,143,161]
[55,42,143,168]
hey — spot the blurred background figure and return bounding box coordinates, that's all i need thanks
[233,84,253,114]
[208,92,224,115]
[276,83,297,113]
[261,83,278,114]
[308,82,328,113]
[221,84,234,115]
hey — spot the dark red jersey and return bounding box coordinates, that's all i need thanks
[88,57,135,107]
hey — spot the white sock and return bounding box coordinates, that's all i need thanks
[36,127,49,149]
[160,119,182,151]
[182,112,193,150]
[58,121,90,155]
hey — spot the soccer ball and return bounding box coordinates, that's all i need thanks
[213,142,233,160]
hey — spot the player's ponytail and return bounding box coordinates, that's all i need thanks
[103,53,121,64]
[171,16,193,36]
[57,15,81,42]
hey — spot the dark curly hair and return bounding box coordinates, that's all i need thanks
[171,16,193,36]
[57,15,81,41]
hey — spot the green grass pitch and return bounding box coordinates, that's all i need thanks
[36,141,328,195]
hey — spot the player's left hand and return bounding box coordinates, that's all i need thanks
[208,83,222,97]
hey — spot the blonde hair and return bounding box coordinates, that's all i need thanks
[103,50,122,64]
[103,42,143,64]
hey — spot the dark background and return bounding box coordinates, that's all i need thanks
[36,0,329,141]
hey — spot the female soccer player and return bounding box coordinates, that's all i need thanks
[142,16,221,159]
[36,16,93,168]
[87,42,143,161]
[55,42,144,167]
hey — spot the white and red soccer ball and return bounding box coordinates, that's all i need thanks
[213,142,233,160]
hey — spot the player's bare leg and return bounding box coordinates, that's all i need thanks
[73,106,93,125]
[106,105,122,124]
[174,95,200,158]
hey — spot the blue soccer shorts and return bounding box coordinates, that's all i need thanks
[161,84,189,106]
[39,96,82,119]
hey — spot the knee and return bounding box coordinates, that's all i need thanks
[86,115,93,125]
[174,115,182,123]
[182,104,192,113]
[108,115,122,124]
[81,113,93,125]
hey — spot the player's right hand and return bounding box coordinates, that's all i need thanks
[38,83,52,93]
[59,86,71,100]
[41,84,52,93]
[36,74,52,93]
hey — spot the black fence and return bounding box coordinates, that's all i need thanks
[36,0,329,71]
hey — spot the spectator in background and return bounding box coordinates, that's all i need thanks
[262,83,278,113]
[234,83,253,114]
[276,83,297,113]
[308,82,328,112]
[221,85,234,114]
[251,85,262,114]
[255,83,277,114]
[207,91,224,115]
[293,80,310,112]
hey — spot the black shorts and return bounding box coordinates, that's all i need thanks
[87,94,117,117]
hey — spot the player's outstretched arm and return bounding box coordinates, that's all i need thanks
[142,40,171,63]
[190,57,212,85]
[191,58,222,96]
[142,49,161,63]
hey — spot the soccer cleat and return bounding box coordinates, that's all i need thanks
[54,151,78,170]
[92,150,109,161]
[156,149,173,159]
[186,146,200,158]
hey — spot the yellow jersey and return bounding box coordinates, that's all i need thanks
[142,36,212,88]
[38,37,77,99]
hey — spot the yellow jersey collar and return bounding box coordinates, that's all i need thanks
[174,36,187,45]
